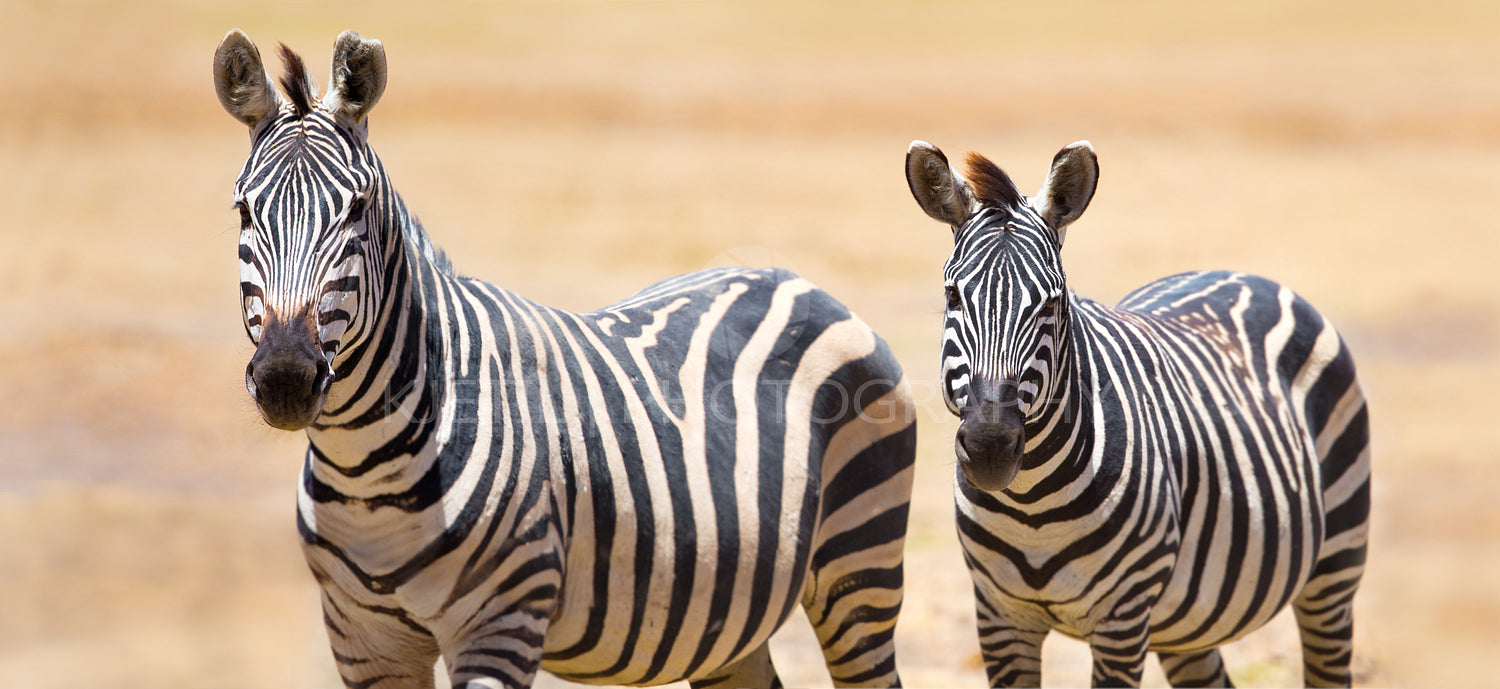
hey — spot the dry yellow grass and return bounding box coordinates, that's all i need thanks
[2,1,1497,687]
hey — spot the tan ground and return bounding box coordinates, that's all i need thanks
[2,1,1497,687]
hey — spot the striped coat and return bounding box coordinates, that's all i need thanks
[907,140,1369,688]
[216,30,915,689]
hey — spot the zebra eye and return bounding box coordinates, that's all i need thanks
[236,203,252,229]
[945,285,962,311]
[346,196,367,221]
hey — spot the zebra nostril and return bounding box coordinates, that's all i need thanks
[312,359,332,395]
[245,362,259,400]
[957,421,989,458]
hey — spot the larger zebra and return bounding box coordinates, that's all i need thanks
[213,30,917,689]
[904,141,1369,688]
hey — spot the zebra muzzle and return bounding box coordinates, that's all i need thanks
[955,382,1026,492]
[245,308,332,431]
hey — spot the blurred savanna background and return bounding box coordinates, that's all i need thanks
[2,0,1497,687]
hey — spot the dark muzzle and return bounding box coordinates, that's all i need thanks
[955,379,1026,492]
[246,309,331,431]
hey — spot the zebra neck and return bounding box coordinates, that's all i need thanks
[303,203,457,486]
[1007,294,1097,497]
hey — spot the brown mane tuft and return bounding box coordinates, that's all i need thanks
[965,152,1024,210]
[277,43,315,118]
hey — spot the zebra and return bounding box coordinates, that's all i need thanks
[904,140,1370,688]
[213,29,917,689]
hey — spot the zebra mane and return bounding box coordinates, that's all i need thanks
[277,43,316,118]
[965,152,1024,210]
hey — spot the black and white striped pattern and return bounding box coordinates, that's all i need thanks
[217,30,916,689]
[907,141,1369,688]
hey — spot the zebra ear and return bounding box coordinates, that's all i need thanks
[213,29,281,128]
[906,140,974,228]
[1034,141,1098,242]
[325,31,387,124]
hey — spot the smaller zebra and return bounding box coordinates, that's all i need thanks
[905,141,1370,688]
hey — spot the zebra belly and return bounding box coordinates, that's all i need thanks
[1122,271,1328,651]
[539,403,824,684]
[540,515,814,685]
[536,267,859,684]
[1144,416,1323,652]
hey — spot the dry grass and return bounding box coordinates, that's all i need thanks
[2,1,1497,687]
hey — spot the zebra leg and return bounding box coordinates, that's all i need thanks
[976,627,1046,688]
[800,558,904,687]
[441,593,561,688]
[1086,621,1152,687]
[1294,372,1370,688]
[1293,503,1365,688]
[800,390,914,687]
[1157,649,1234,688]
[688,644,782,689]
[1292,575,1361,688]
[320,588,440,689]
[971,595,1046,688]
[444,627,548,689]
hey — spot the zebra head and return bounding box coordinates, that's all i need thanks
[906,140,1099,491]
[214,29,389,430]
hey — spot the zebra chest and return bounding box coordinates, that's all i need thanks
[299,476,541,622]
[972,537,1178,640]
[307,500,441,562]
[957,472,1184,638]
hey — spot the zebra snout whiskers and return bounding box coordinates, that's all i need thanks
[957,411,1024,458]
[956,380,1027,492]
[245,350,331,431]
[246,306,331,430]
